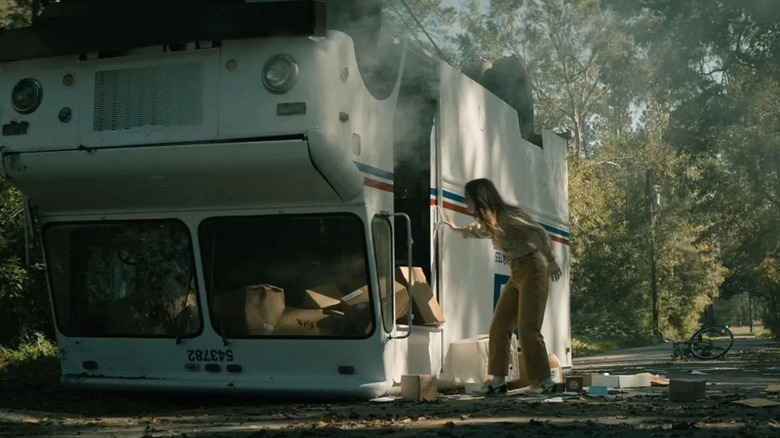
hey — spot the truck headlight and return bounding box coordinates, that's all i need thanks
[12,78,43,114]
[262,55,299,94]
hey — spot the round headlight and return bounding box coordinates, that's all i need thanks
[12,78,43,114]
[262,55,299,94]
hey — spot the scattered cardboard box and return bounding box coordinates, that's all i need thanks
[669,378,706,402]
[395,267,445,325]
[637,372,670,386]
[588,386,609,396]
[565,376,584,393]
[401,375,438,402]
[212,283,286,336]
[590,374,652,389]
[446,334,490,384]
[272,307,350,336]
[302,284,342,309]
[549,353,563,383]
[732,398,780,408]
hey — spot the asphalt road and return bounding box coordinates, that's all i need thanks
[1,335,779,437]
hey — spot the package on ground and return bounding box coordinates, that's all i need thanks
[302,284,342,309]
[272,307,350,336]
[395,267,445,325]
[401,374,438,402]
[669,378,706,402]
[549,353,563,383]
[212,283,285,335]
[565,376,585,393]
[589,374,652,389]
[581,373,600,387]
[445,334,490,384]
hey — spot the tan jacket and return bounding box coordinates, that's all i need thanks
[459,207,555,263]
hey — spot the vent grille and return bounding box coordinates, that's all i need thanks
[93,63,204,132]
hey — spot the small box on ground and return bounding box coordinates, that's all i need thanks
[401,375,438,402]
[212,283,285,335]
[566,376,584,393]
[445,334,490,384]
[581,373,600,387]
[669,379,706,402]
[395,267,445,325]
[549,353,563,383]
[590,374,652,389]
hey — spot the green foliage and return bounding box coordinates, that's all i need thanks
[0,0,33,29]
[0,332,60,386]
[0,179,52,347]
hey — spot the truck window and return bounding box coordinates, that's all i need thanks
[43,220,201,338]
[199,213,372,338]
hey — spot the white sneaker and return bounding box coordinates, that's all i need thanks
[471,381,508,397]
[523,377,555,395]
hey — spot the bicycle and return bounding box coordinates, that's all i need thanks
[667,325,734,360]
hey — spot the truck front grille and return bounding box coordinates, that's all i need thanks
[93,62,204,132]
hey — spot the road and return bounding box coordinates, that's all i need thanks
[1,335,779,437]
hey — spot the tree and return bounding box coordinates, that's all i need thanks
[608,0,780,335]
[454,0,642,157]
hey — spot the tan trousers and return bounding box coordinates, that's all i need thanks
[488,252,551,381]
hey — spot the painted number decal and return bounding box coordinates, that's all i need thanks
[187,349,234,362]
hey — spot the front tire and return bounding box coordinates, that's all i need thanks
[689,326,733,360]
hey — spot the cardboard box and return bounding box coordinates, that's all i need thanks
[445,334,490,383]
[401,375,438,402]
[384,281,410,324]
[590,374,652,389]
[340,287,373,334]
[272,307,350,336]
[549,353,563,383]
[302,284,342,309]
[395,267,445,325]
[566,376,584,393]
[669,379,706,402]
[581,373,599,387]
[212,284,285,335]
[395,266,428,285]
[341,282,409,333]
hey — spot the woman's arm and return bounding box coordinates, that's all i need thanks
[443,214,492,238]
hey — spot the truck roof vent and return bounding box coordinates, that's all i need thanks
[93,62,203,132]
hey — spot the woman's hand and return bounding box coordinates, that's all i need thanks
[547,259,562,282]
[442,214,458,230]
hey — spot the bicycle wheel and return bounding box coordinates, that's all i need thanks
[688,326,734,360]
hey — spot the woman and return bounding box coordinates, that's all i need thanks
[443,178,562,396]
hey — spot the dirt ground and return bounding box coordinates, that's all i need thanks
[1,336,779,437]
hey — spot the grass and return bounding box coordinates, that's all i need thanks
[0,332,60,387]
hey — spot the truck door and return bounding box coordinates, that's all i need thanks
[372,213,412,382]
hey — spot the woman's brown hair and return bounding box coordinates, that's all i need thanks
[464,178,507,233]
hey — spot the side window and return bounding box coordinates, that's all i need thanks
[371,216,394,332]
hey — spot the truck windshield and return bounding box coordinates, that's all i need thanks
[43,220,201,338]
[199,213,373,338]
